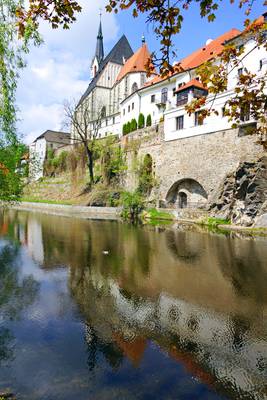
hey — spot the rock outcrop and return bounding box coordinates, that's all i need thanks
[210,156,267,226]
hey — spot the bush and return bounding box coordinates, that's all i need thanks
[120,190,144,221]
[138,113,145,129]
[146,114,152,127]
[131,118,137,132]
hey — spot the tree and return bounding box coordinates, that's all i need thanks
[146,114,152,127]
[138,113,145,129]
[131,118,137,131]
[64,100,104,185]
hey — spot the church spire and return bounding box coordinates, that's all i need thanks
[95,13,104,63]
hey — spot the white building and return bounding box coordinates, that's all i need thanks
[74,12,266,142]
[29,130,71,180]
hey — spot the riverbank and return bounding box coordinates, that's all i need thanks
[10,202,120,220]
[6,202,267,237]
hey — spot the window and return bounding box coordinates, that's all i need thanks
[259,59,264,70]
[176,115,184,130]
[177,92,188,107]
[141,73,145,87]
[238,68,243,77]
[128,105,130,112]
[161,87,168,103]
[101,106,106,118]
[240,104,250,122]
[172,87,176,97]
[178,82,185,88]
[222,106,226,117]
[195,111,203,126]
[123,109,125,116]
[125,76,129,96]
[112,117,115,124]
[132,102,134,110]
[106,119,108,126]
[151,94,155,103]
[131,82,138,93]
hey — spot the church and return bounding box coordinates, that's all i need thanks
[73,18,156,139]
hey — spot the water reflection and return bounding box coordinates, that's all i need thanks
[0,210,267,400]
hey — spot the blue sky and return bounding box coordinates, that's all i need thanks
[116,1,266,57]
[17,1,266,144]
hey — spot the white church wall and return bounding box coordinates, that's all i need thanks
[98,62,122,88]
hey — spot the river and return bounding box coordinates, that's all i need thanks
[0,210,266,400]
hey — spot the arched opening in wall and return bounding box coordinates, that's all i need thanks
[166,178,208,208]
[94,65,97,77]
[101,106,106,118]
[131,82,138,93]
[178,192,187,209]
[138,154,153,195]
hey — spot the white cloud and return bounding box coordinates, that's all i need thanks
[17,0,119,144]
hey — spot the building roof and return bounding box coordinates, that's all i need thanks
[33,130,71,144]
[175,78,207,93]
[116,43,155,82]
[144,28,241,88]
[179,28,241,70]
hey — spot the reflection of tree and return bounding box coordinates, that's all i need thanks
[85,324,123,371]
[0,242,39,365]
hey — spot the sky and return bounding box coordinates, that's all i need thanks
[16,0,266,144]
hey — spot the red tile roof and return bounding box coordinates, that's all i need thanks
[144,28,241,88]
[178,28,241,70]
[116,44,155,82]
[175,78,207,93]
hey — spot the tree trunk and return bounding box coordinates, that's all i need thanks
[85,145,94,184]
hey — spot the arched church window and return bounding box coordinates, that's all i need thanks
[101,106,106,118]
[161,87,168,104]
[94,65,97,77]
[131,82,138,93]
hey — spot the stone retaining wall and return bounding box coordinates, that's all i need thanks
[123,125,263,205]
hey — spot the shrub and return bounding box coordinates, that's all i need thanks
[146,114,152,127]
[131,118,137,131]
[120,190,144,221]
[137,154,154,195]
[138,113,145,129]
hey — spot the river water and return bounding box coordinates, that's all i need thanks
[0,210,266,400]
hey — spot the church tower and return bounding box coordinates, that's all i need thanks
[91,16,104,77]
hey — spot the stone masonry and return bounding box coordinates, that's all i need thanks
[122,124,263,207]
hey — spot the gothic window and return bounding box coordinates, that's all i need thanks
[125,76,129,96]
[161,88,168,103]
[131,82,138,93]
[141,73,145,87]
[101,106,106,118]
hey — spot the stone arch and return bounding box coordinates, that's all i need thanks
[166,178,208,207]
